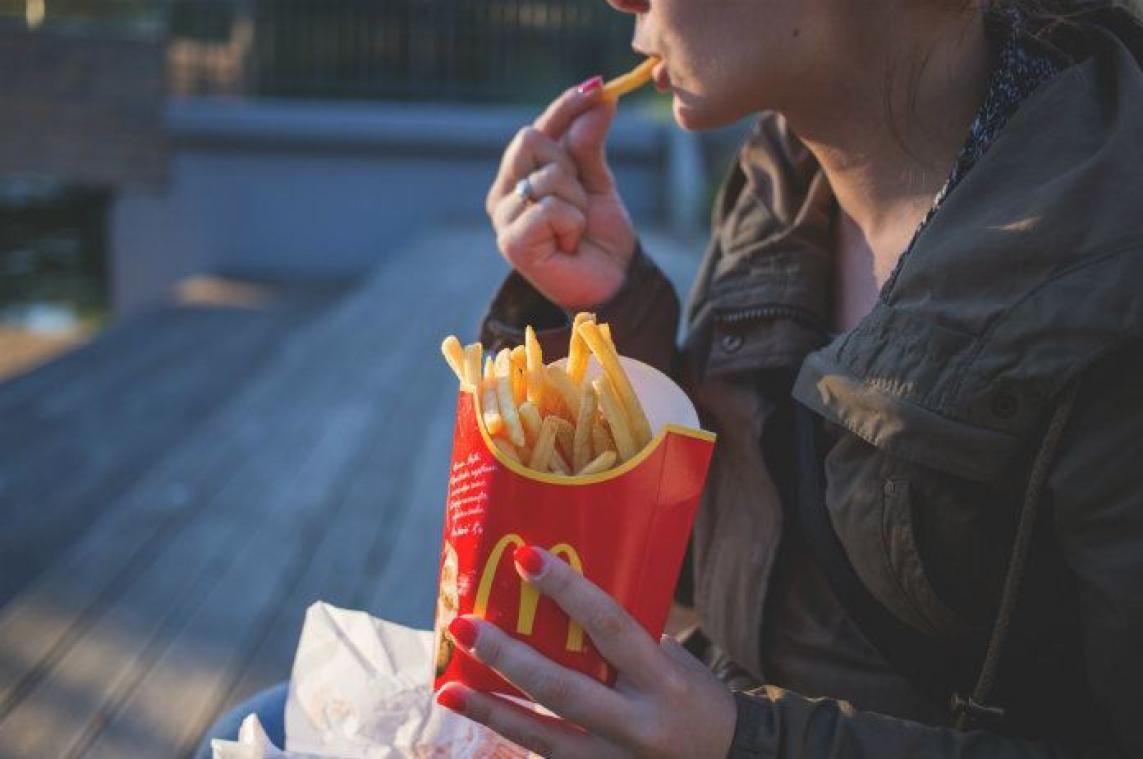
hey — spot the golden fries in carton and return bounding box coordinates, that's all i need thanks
[434,315,716,698]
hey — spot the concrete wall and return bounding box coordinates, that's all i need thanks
[111,99,676,316]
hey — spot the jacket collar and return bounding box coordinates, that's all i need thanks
[792,23,1143,481]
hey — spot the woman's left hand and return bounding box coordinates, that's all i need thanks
[436,545,737,758]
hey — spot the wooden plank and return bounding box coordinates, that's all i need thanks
[71,308,432,755]
[0,320,382,756]
[0,296,336,605]
[0,295,352,715]
[0,306,186,417]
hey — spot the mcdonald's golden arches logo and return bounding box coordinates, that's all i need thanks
[473,533,585,652]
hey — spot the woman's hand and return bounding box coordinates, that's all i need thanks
[436,546,737,758]
[485,79,637,311]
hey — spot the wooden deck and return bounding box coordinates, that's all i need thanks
[0,225,700,758]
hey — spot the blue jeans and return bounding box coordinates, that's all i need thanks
[193,681,288,759]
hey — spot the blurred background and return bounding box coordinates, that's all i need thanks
[0,1,740,756]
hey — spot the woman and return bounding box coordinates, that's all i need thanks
[443,0,1143,756]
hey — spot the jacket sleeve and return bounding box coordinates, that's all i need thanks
[728,345,1143,759]
[478,241,680,377]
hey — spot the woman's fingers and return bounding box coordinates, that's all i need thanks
[497,195,587,260]
[515,547,661,686]
[486,127,576,217]
[438,683,592,758]
[491,163,588,230]
[446,618,634,740]
[534,79,604,141]
[527,162,589,211]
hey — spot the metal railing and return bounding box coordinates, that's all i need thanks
[168,0,640,104]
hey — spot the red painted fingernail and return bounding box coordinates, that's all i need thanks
[514,545,545,577]
[436,686,467,713]
[577,75,603,95]
[448,617,479,649]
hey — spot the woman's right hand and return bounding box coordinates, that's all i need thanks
[485,78,637,311]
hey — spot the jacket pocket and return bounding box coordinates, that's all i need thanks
[879,476,973,638]
[825,437,976,640]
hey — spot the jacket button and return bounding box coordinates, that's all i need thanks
[720,333,744,353]
[990,391,1019,419]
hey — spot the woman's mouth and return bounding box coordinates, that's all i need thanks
[652,59,672,93]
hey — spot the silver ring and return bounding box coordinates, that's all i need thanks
[514,176,537,204]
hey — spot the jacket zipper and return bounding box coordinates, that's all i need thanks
[717,304,825,332]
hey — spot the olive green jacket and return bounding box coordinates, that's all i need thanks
[482,11,1143,757]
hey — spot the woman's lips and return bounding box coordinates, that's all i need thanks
[652,60,671,93]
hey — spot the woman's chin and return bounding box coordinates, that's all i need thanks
[672,95,730,132]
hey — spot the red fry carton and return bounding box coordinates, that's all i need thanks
[432,356,716,698]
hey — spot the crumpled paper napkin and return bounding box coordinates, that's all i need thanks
[212,602,530,758]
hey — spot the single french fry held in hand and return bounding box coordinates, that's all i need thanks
[602,57,659,101]
[579,321,653,448]
[573,385,598,473]
[594,375,638,462]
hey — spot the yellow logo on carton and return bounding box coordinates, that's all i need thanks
[472,533,585,653]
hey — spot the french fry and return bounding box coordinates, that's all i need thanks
[441,336,466,384]
[525,325,545,405]
[518,401,544,445]
[494,438,521,463]
[496,373,527,448]
[592,419,616,460]
[529,416,560,471]
[494,348,512,378]
[579,321,652,448]
[573,385,598,473]
[510,346,528,404]
[544,364,583,419]
[549,449,571,476]
[578,450,618,476]
[593,376,638,462]
[482,382,504,436]
[550,417,575,461]
[602,57,659,101]
[567,312,596,385]
[463,342,483,388]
